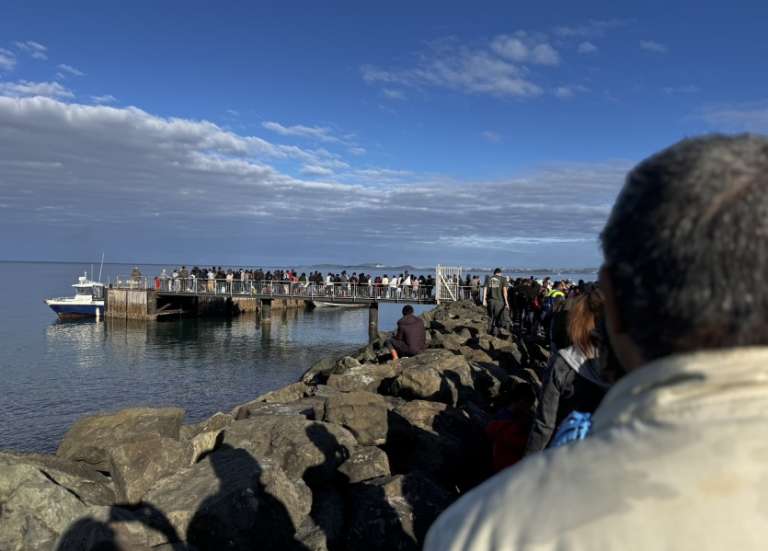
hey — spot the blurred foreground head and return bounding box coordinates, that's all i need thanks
[601,134,768,369]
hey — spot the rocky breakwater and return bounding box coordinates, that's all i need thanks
[0,300,549,551]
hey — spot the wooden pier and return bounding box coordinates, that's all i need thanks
[106,268,472,342]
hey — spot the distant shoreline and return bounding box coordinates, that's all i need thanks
[0,258,599,275]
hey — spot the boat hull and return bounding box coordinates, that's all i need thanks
[47,303,105,320]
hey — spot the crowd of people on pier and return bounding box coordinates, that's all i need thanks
[149,266,442,299]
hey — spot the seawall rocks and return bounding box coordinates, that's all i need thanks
[0,300,549,551]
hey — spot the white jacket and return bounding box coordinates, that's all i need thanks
[425,347,768,551]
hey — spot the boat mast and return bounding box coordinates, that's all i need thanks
[98,252,105,282]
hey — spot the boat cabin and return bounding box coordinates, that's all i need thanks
[73,275,105,300]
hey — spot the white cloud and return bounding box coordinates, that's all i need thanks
[15,40,48,60]
[554,85,588,99]
[361,31,568,99]
[577,41,598,54]
[490,34,560,66]
[0,80,74,99]
[91,94,117,104]
[300,164,335,177]
[554,19,626,38]
[0,48,16,71]
[382,88,406,100]
[439,235,593,249]
[348,146,366,156]
[481,130,502,143]
[361,39,544,99]
[226,109,240,116]
[640,40,668,54]
[698,101,768,132]
[262,121,339,143]
[0,96,629,266]
[662,84,699,95]
[57,64,85,77]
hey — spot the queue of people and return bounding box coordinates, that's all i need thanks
[426,135,768,550]
[151,266,439,299]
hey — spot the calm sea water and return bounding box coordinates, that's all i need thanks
[0,261,434,453]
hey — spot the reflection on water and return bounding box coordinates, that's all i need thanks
[2,261,432,453]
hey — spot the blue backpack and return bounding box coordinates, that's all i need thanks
[550,411,592,448]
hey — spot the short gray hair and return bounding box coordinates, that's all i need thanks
[601,134,768,360]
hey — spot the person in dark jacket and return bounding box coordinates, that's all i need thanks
[388,305,427,360]
[525,287,611,454]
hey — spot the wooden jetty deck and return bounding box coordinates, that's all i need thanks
[105,269,473,342]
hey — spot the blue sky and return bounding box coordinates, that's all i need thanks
[1,1,766,268]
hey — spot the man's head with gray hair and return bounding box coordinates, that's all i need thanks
[600,134,768,368]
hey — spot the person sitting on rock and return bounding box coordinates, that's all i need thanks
[426,135,768,551]
[388,305,427,360]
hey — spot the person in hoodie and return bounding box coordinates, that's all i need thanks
[525,286,609,453]
[388,304,427,360]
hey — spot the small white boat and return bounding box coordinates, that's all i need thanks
[45,273,105,320]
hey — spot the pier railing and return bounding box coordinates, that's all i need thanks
[112,277,479,303]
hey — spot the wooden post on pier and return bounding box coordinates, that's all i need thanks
[260,298,272,323]
[368,303,379,343]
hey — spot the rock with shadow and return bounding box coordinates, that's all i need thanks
[323,391,388,446]
[232,397,327,422]
[222,416,357,486]
[384,400,491,493]
[389,350,477,406]
[146,443,312,549]
[346,472,453,551]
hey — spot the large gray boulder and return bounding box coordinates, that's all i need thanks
[222,416,357,485]
[0,454,165,551]
[0,453,95,551]
[57,407,185,472]
[296,488,346,551]
[252,381,313,403]
[390,350,476,405]
[427,331,465,352]
[300,342,385,385]
[469,361,522,404]
[323,391,388,445]
[179,412,234,441]
[179,411,235,464]
[1,452,115,506]
[144,445,312,549]
[339,446,391,483]
[109,435,191,504]
[346,473,454,551]
[326,362,401,393]
[386,400,490,491]
[233,397,327,421]
[458,345,494,364]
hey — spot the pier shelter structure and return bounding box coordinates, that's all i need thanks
[105,266,472,342]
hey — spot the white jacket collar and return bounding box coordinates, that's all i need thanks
[592,347,768,433]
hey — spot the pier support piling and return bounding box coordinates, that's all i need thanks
[260,298,273,323]
[368,303,379,343]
